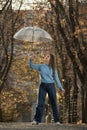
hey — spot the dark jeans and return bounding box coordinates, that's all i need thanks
[34,82,60,122]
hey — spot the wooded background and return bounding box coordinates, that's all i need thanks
[0,0,87,124]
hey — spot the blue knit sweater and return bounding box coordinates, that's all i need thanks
[29,59,63,90]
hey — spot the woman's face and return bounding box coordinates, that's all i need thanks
[44,54,50,63]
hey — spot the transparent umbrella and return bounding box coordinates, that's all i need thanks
[13,26,53,43]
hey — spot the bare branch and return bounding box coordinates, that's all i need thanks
[0,0,10,14]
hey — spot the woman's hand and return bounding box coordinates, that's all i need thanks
[28,52,35,59]
[62,88,65,94]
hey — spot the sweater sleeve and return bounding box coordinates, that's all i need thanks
[29,58,41,71]
[54,70,63,90]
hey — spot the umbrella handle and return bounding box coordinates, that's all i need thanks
[32,26,34,42]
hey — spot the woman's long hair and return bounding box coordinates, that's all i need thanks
[49,54,56,77]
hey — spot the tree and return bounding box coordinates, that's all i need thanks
[0,0,23,121]
[49,0,87,123]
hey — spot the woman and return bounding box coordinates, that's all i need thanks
[29,54,65,125]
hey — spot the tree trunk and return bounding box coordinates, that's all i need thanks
[0,94,3,121]
[81,88,85,123]
[72,69,78,123]
[82,70,87,123]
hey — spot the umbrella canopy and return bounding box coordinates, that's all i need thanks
[13,26,53,43]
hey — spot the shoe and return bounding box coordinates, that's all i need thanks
[32,120,39,125]
[56,122,61,125]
